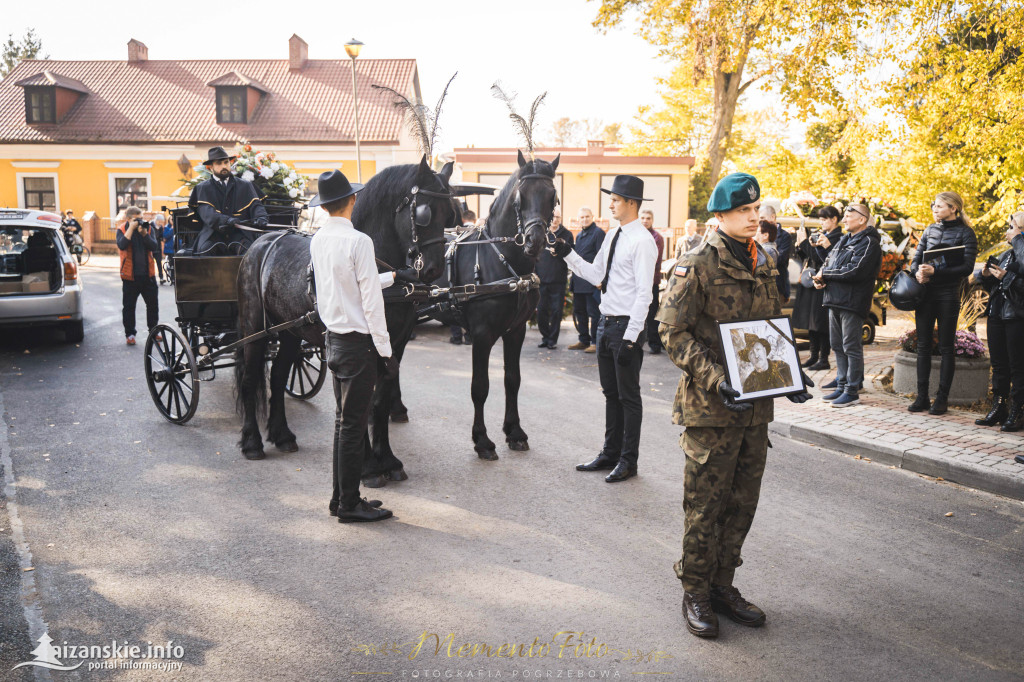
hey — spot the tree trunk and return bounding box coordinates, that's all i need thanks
[704,62,746,192]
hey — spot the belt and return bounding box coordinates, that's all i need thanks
[603,315,629,321]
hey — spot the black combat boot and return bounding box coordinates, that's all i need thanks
[976,396,1009,426]
[801,338,819,368]
[929,392,949,415]
[683,592,719,638]
[1001,402,1024,432]
[908,388,930,413]
[807,358,831,371]
[710,584,767,627]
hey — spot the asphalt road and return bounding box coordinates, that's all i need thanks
[1,267,1022,681]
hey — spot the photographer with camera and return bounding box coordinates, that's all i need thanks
[116,206,160,346]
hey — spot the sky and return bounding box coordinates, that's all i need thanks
[3,0,675,153]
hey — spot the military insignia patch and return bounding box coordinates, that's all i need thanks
[747,183,757,199]
[675,265,689,277]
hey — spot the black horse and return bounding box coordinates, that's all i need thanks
[447,151,559,460]
[234,156,455,465]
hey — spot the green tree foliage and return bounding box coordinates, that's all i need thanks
[1,29,46,79]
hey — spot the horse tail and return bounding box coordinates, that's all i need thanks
[234,243,268,421]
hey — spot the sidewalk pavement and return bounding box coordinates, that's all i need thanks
[773,339,1024,501]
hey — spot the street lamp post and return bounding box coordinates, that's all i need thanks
[345,39,365,183]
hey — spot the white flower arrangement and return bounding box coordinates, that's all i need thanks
[241,170,255,182]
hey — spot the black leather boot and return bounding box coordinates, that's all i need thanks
[929,392,949,415]
[1001,402,1024,432]
[908,391,931,412]
[683,592,719,638]
[801,338,819,368]
[976,396,1009,426]
[807,358,831,371]
[710,584,767,627]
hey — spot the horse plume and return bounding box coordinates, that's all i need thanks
[490,82,547,158]
[372,73,457,159]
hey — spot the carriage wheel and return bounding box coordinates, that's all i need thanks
[145,323,200,424]
[285,342,326,400]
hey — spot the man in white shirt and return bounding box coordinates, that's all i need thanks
[309,170,399,523]
[551,175,659,482]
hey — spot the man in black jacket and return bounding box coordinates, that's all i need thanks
[568,207,605,352]
[536,206,574,348]
[812,204,882,407]
[189,146,269,255]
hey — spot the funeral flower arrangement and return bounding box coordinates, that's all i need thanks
[181,143,309,204]
[876,230,907,282]
[897,329,987,359]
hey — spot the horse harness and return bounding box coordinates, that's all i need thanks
[394,182,454,273]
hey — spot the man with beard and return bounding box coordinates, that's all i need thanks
[189,146,269,255]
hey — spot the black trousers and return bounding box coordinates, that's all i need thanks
[573,291,601,345]
[122,277,159,337]
[915,293,960,395]
[537,282,566,345]
[596,316,646,466]
[645,283,664,351]
[988,315,1024,404]
[327,332,378,510]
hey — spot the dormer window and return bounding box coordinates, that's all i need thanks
[26,87,55,123]
[217,87,247,123]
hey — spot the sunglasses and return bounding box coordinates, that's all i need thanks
[844,208,868,219]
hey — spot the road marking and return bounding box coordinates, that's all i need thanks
[0,387,53,682]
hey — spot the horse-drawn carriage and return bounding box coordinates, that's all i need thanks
[144,200,326,424]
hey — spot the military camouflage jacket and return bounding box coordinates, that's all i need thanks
[656,230,782,427]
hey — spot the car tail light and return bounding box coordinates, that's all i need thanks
[64,260,78,283]
[36,213,62,223]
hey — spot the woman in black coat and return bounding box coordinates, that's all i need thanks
[976,214,1024,431]
[792,205,844,370]
[908,191,978,415]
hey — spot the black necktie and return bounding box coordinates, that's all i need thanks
[600,228,621,293]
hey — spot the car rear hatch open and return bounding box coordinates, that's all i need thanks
[0,219,65,296]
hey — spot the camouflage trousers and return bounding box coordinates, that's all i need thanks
[674,424,769,594]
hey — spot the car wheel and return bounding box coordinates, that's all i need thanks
[63,320,84,343]
[861,321,875,345]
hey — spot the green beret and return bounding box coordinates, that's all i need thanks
[707,172,761,212]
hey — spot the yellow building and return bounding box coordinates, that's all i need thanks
[453,141,694,245]
[0,36,425,248]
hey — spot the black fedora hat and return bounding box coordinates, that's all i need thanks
[600,175,651,202]
[309,170,364,207]
[202,146,237,166]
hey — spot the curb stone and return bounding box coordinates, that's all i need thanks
[770,420,1024,501]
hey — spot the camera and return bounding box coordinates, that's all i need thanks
[810,231,823,245]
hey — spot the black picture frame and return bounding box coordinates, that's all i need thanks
[715,315,806,402]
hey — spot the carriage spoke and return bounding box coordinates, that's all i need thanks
[300,362,314,387]
[295,362,307,394]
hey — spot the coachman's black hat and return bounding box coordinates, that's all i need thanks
[203,146,237,166]
[600,175,651,202]
[309,170,364,208]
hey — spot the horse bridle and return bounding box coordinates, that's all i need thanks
[513,168,559,248]
[395,182,455,272]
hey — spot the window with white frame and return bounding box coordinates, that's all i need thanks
[113,177,149,213]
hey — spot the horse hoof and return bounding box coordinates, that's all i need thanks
[386,468,408,482]
[243,449,266,461]
[362,474,387,488]
[508,440,530,452]
[390,412,410,424]
[477,450,499,461]
[276,440,299,453]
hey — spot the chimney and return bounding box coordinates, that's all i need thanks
[587,140,605,156]
[127,39,148,63]
[289,34,308,71]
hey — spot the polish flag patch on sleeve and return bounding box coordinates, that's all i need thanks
[674,264,689,277]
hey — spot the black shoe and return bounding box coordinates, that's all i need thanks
[976,396,1009,426]
[605,460,637,483]
[710,584,766,627]
[449,336,463,345]
[337,499,393,523]
[1002,401,1024,432]
[575,454,618,472]
[330,498,382,516]
[538,341,550,348]
[929,394,949,415]
[801,353,819,368]
[649,346,662,355]
[908,394,930,412]
[683,592,719,638]
[806,359,831,371]
[1015,455,1024,465]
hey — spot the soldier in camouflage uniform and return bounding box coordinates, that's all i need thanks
[656,172,812,639]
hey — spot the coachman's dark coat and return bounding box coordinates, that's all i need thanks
[189,176,269,254]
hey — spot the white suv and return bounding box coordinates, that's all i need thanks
[0,209,84,342]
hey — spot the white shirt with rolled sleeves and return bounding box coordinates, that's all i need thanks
[563,218,658,342]
[310,216,395,358]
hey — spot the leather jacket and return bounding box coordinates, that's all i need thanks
[910,218,978,296]
[986,233,1024,320]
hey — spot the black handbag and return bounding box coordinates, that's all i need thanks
[800,266,816,289]
[888,269,926,311]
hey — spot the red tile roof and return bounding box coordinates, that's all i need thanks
[206,71,269,92]
[0,58,419,144]
[13,70,89,94]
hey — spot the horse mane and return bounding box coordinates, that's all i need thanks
[352,163,420,261]
[487,157,556,227]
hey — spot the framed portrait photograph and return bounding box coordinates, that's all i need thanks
[716,316,806,402]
